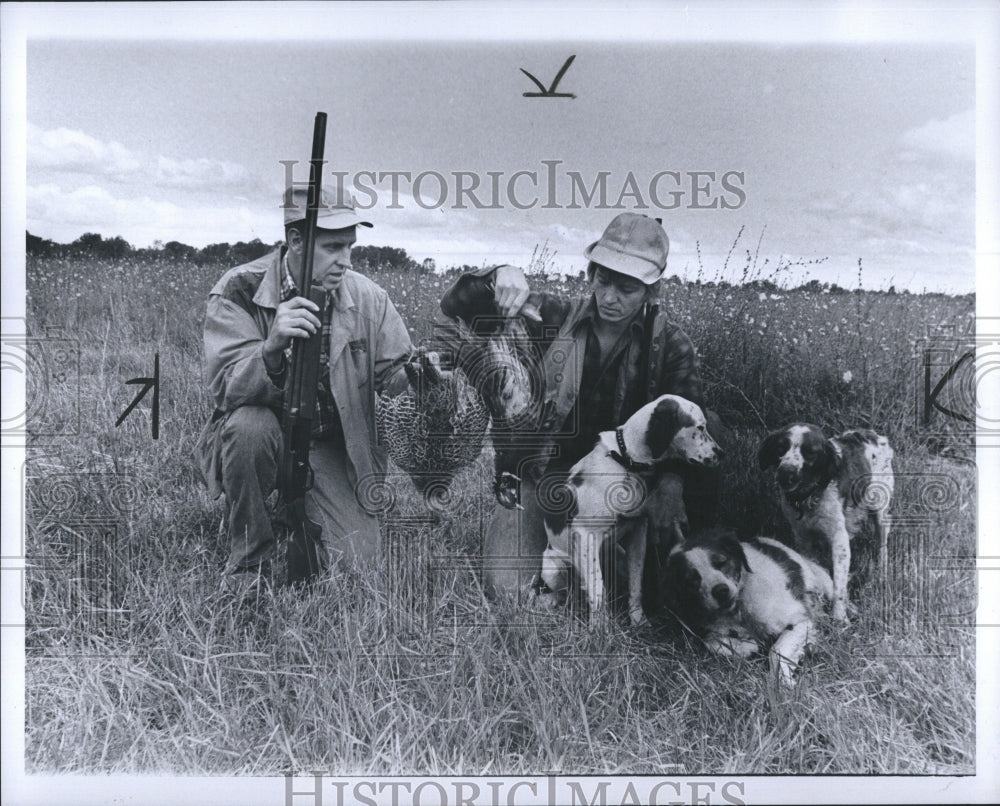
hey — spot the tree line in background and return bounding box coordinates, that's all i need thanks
[25,231,429,274]
[25,231,967,297]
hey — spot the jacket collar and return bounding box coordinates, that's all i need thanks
[250,246,357,313]
[252,247,286,310]
[331,275,356,312]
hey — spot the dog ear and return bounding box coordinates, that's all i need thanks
[723,531,752,574]
[646,397,683,459]
[758,430,788,470]
[704,526,751,573]
[823,438,843,477]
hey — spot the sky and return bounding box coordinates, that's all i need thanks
[8,6,989,294]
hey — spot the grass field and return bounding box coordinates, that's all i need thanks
[22,246,976,776]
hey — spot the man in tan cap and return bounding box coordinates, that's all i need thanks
[440,212,720,603]
[197,183,413,581]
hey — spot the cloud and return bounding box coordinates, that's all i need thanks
[811,172,972,252]
[155,155,253,189]
[27,122,260,193]
[27,123,140,176]
[899,109,975,162]
[27,183,280,247]
[801,170,974,292]
[25,181,969,291]
[25,174,540,258]
[807,107,974,264]
[550,223,594,249]
[368,211,596,274]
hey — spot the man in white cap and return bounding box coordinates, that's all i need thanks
[440,212,720,602]
[197,183,413,580]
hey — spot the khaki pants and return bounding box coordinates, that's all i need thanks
[216,406,380,574]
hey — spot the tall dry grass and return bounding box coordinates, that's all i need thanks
[22,244,976,775]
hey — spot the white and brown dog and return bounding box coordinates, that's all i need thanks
[758,425,894,622]
[666,527,833,687]
[540,394,721,627]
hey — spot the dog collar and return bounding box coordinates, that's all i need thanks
[784,478,827,518]
[608,427,657,473]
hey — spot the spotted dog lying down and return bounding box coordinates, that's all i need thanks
[666,527,833,686]
[758,425,894,622]
[540,394,721,627]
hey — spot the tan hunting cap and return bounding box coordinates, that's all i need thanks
[282,182,373,229]
[584,213,669,285]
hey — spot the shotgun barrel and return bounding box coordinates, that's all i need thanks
[280,111,328,585]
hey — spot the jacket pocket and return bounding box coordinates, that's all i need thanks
[348,338,370,386]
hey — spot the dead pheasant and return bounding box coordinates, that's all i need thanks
[429,307,547,509]
[375,351,490,500]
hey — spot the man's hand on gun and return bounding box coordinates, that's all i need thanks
[264,297,322,371]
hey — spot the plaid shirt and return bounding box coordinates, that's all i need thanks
[440,265,705,481]
[441,266,703,407]
[279,260,343,441]
[553,301,647,467]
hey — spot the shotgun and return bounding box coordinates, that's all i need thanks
[279,111,328,585]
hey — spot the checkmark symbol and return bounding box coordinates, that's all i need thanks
[521,54,576,98]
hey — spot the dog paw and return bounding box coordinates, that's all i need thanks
[831,600,849,623]
[706,635,758,658]
[766,654,798,688]
[539,553,570,595]
[705,638,735,657]
[730,638,760,658]
[528,592,565,614]
[629,608,649,628]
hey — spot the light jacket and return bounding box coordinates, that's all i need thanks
[196,247,413,498]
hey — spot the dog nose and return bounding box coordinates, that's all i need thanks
[711,584,732,607]
[776,465,797,487]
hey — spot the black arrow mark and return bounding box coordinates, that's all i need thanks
[924,349,975,426]
[521,54,576,98]
[116,352,159,439]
